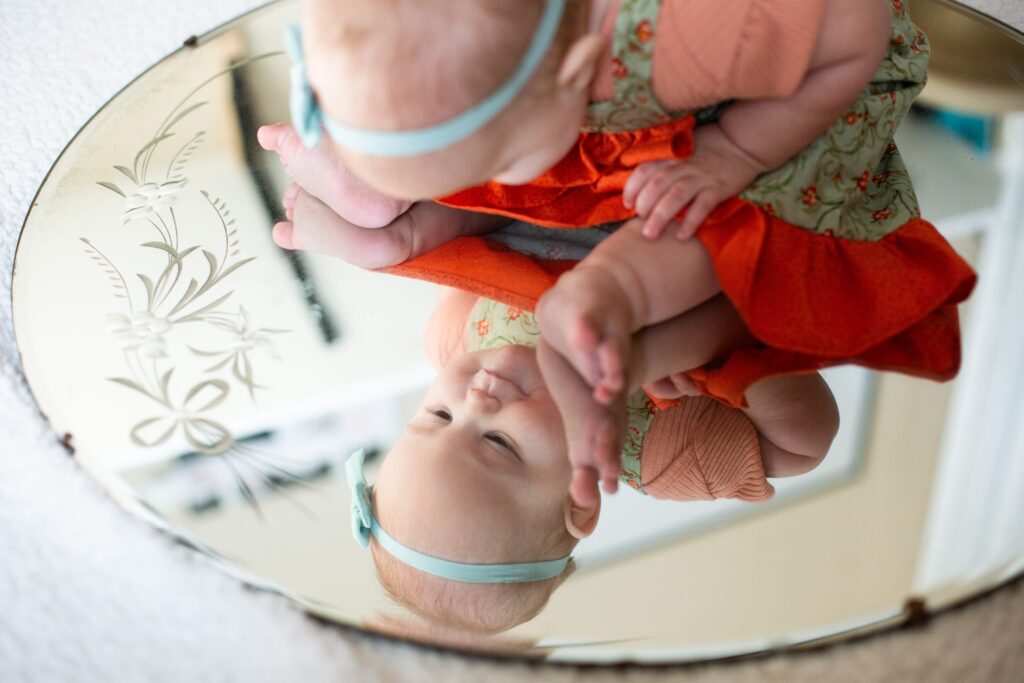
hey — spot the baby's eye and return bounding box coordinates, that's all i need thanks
[428,408,452,422]
[485,433,514,452]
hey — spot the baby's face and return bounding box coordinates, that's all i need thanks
[374,345,572,563]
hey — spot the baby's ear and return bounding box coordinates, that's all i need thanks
[557,34,607,93]
[564,478,602,539]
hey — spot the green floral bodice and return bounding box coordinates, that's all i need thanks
[583,0,929,242]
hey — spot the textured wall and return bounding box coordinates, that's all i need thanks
[0,1,1021,681]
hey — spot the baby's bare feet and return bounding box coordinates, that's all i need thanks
[257,123,412,229]
[273,185,414,269]
[536,266,635,405]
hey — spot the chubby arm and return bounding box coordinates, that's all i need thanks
[742,374,840,477]
[717,0,891,174]
[631,298,839,477]
[625,0,892,239]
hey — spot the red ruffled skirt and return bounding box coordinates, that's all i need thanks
[386,117,977,408]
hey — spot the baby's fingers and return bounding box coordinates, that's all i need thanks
[623,160,676,211]
[675,189,722,240]
[642,181,698,239]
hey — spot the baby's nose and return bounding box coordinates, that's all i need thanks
[466,373,501,412]
[466,387,500,413]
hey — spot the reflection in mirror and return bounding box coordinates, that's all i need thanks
[11,0,1024,664]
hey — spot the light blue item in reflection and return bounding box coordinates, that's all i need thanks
[345,449,571,584]
[285,0,566,156]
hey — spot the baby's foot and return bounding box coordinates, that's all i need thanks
[536,266,635,405]
[257,123,412,229]
[273,185,414,269]
[537,339,626,500]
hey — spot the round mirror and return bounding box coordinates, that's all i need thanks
[12,0,1024,663]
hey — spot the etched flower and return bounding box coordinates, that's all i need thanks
[873,171,891,185]
[191,307,287,398]
[107,312,172,357]
[507,307,522,321]
[872,208,893,222]
[844,112,860,126]
[122,179,187,224]
[635,19,653,43]
[477,318,491,337]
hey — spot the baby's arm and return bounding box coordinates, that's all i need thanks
[634,304,840,476]
[542,295,754,502]
[536,218,720,400]
[625,0,892,239]
[741,374,839,477]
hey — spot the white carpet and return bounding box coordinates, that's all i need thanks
[1,1,1022,681]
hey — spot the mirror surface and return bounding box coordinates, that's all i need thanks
[12,0,1024,663]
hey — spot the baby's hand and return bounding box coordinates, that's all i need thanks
[536,338,625,503]
[623,124,766,241]
[643,371,702,400]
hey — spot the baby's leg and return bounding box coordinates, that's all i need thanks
[536,219,720,403]
[276,185,502,269]
[258,123,412,229]
[536,337,625,502]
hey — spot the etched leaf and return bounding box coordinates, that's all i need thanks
[97,181,125,197]
[137,274,156,308]
[164,101,207,134]
[109,377,154,399]
[114,165,138,184]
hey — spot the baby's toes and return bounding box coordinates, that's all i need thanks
[282,182,300,220]
[593,339,622,403]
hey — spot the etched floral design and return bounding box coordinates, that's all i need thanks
[107,312,173,358]
[189,307,287,398]
[122,179,188,224]
[85,56,289,469]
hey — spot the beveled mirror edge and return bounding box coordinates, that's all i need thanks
[7,0,1024,668]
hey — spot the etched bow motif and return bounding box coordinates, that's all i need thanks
[285,25,324,148]
[345,449,374,548]
[129,379,235,455]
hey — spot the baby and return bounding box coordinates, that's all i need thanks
[265,0,890,238]
[259,0,972,427]
[356,290,838,634]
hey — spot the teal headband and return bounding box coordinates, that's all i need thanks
[285,0,566,156]
[345,449,571,584]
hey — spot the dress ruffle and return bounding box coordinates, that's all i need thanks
[439,117,695,228]
[420,118,976,409]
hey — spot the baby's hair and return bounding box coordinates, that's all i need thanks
[369,487,577,634]
[306,0,588,125]
[372,542,576,634]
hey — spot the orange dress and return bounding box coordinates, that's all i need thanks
[387,0,976,408]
